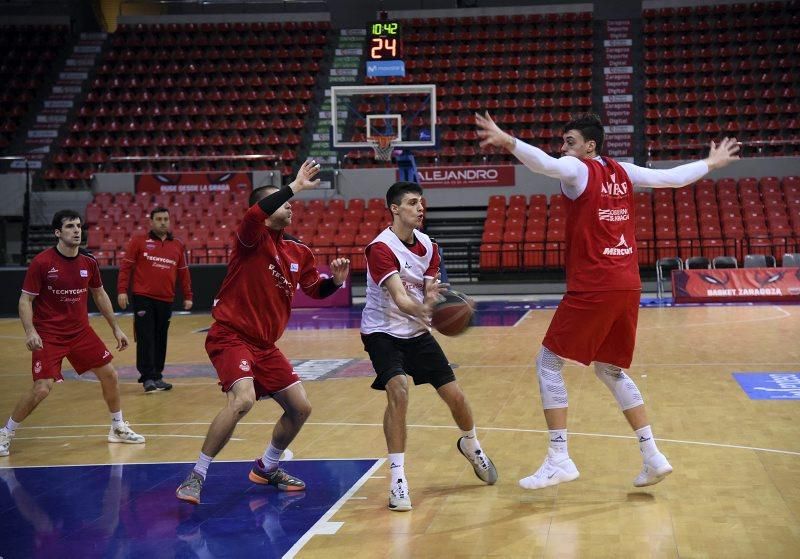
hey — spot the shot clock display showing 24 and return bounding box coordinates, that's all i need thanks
[367,20,403,60]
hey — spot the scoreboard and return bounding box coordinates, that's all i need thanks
[367,20,403,61]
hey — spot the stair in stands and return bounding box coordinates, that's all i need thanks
[424,207,486,278]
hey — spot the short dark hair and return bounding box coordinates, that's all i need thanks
[52,209,82,231]
[249,185,279,207]
[563,113,604,153]
[150,206,169,219]
[386,181,423,209]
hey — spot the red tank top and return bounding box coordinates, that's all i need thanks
[563,157,641,292]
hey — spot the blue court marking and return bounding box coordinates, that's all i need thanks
[732,372,800,400]
[0,459,378,559]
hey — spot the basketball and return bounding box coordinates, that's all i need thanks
[431,290,475,336]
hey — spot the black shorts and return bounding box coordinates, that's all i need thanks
[361,331,456,391]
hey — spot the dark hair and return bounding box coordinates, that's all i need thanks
[386,181,423,209]
[249,185,279,207]
[150,206,169,219]
[563,113,604,154]
[52,209,82,231]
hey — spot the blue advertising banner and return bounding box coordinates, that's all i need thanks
[732,372,800,400]
[366,60,406,77]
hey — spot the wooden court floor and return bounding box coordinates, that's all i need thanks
[0,302,798,558]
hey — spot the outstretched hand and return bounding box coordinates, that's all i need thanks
[289,159,321,193]
[329,257,350,286]
[475,111,516,151]
[705,137,740,170]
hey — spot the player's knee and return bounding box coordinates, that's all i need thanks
[386,377,409,409]
[594,362,643,410]
[290,400,312,424]
[32,382,52,402]
[230,393,256,416]
[537,347,568,408]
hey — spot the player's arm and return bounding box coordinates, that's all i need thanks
[621,138,740,189]
[90,287,129,351]
[177,244,193,310]
[116,237,138,309]
[239,159,321,246]
[475,111,586,197]
[18,292,42,351]
[299,255,350,299]
[383,273,432,322]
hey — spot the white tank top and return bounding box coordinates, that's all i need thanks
[360,227,434,339]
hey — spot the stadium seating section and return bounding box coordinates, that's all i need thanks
[479,176,800,271]
[0,25,67,151]
[643,2,800,159]
[83,192,390,270]
[44,21,330,182]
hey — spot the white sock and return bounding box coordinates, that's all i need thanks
[549,429,568,456]
[5,418,20,432]
[111,411,124,427]
[460,426,482,453]
[261,443,283,471]
[194,452,213,479]
[635,425,659,459]
[388,452,405,483]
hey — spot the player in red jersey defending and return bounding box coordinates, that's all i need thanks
[176,160,350,504]
[476,112,739,489]
[0,210,144,457]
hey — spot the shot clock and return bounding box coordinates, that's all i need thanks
[367,20,403,60]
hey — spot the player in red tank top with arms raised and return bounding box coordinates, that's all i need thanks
[477,112,740,490]
[176,160,351,505]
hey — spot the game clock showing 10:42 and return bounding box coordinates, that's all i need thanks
[367,21,403,60]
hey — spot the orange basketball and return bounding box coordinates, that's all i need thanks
[431,290,475,336]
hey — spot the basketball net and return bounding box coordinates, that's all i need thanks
[369,135,396,161]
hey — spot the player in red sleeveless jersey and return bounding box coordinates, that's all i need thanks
[477,112,740,489]
[0,210,144,457]
[176,161,350,505]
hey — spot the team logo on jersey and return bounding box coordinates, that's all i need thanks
[47,267,58,274]
[404,261,412,269]
[290,262,299,272]
[600,173,629,197]
[603,234,634,256]
[598,208,629,222]
[34,360,42,374]
[80,269,88,277]
[239,360,251,372]
[146,242,156,249]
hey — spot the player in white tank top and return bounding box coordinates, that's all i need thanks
[360,182,498,512]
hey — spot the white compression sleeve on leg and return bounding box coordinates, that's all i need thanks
[537,347,568,409]
[594,362,644,410]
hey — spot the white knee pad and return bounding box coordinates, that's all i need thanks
[594,362,643,411]
[537,347,568,409]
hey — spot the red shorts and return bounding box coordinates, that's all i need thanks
[205,322,299,399]
[32,328,113,381]
[542,290,640,369]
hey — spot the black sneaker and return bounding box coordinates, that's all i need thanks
[154,379,173,391]
[143,380,157,393]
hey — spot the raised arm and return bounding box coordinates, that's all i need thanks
[620,137,740,189]
[475,111,586,195]
[238,159,322,246]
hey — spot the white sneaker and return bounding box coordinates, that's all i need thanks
[633,452,673,487]
[457,437,498,485]
[108,422,145,444]
[388,478,412,512]
[519,448,580,490]
[0,428,14,457]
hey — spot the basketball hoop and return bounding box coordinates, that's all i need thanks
[369,135,396,161]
